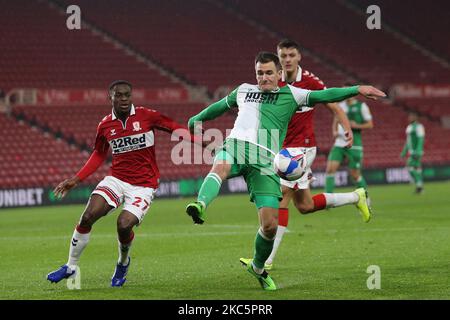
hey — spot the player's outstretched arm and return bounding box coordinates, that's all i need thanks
[308,85,386,106]
[188,98,231,133]
[153,111,212,151]
[54,150,107,199]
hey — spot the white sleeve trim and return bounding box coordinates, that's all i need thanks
[289,85,311,107]
[225,96,232,109]
[416,124,425,137]
[361,103,372,121]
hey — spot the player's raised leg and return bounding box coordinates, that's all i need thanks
[293,189,371,222]
[47,195,112,283]
[186,153,232,224]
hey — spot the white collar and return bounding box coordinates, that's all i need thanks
[111,104,135,120]
[282,66,302,83]
[257,86,280,93]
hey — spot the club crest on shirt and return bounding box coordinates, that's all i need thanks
[132,121,142,132]
[110,129,116,136]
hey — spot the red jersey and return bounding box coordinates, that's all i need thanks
[93,105,188,188]
[279,67,326,148]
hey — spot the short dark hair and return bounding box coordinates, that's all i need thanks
[277,39,301,52]
[109,80,132,92]
[255,51,282,70]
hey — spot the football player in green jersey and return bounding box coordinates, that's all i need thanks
[185,52,385,290]
[401,111,425,193]
[325,91,374,195]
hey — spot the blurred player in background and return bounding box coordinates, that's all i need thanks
[401,111,425,194]
[241,39,371,270]
[47,80,201,287]
[185,52,386,290]
[325,90,374,196]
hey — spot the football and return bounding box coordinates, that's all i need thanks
[273,148,307,181]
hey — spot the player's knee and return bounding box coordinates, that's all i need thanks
[211,163,230,180]
[260,221,277,239]
[295,201,314,214]
[350,171,360,181]
[117,216,135,233]
[326,166,336,174]
[281,187,293,199]
[80,210,101,227]
[211,169,227,181]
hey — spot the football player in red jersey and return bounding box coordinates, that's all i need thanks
[240,40,372,270]
[47,80,202,287]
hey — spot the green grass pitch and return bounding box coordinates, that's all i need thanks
[0,181,449,300]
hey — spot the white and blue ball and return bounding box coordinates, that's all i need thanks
[273,148,307,181]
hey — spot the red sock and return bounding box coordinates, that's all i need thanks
[119,230,135,245]
[76,224,92,234]
[278,208,289,227]
[312,194,327,212]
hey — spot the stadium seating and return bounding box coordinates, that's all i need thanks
[395,98,450,121]
[12,103,237,182]
[348,0,450,59]
[52,0,449,91]
[56,0,345,93]
[1,0,449,189]
[13,98,450,187]
[313,99,450,169]
[0,114,109,188]
[0,0,178,92]
[222,0,450,87]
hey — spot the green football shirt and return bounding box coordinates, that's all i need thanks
[224,83,310,154]
[405,121,425,155]
[334,100,372,149]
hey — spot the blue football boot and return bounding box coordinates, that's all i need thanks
[47,265,76,283]
[111,257,131,287]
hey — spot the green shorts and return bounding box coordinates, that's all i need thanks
[215,138,281,207]
[328,146,363,170]
[407,155,422,168]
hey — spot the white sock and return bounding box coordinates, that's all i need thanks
[252,262,264,275]
[266,225,286,265]
[118,240,132,265]
[67,228,91,269]
[323,192,359,208]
